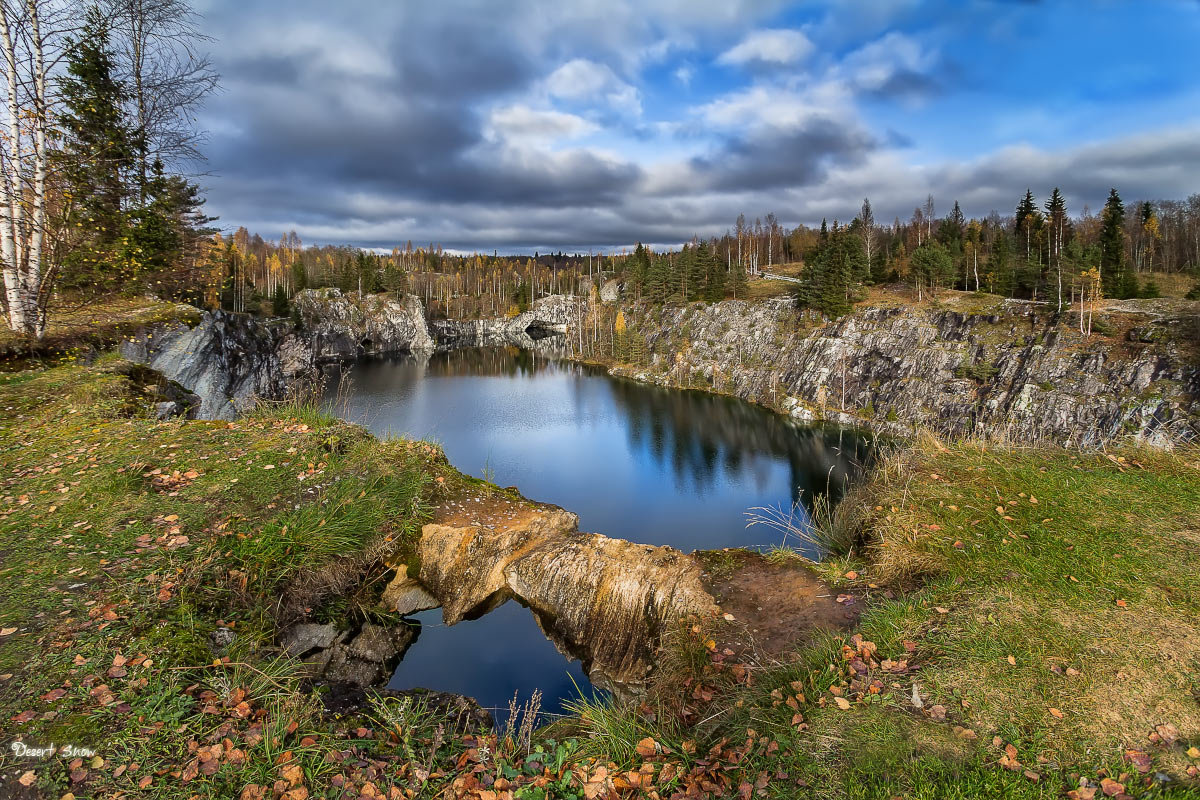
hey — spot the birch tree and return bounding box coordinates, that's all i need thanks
[104,0,217,194]
[0,0,73,336]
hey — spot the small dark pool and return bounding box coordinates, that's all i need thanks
[330,346,871,720]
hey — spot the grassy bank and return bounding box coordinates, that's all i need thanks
[0,357,445,797]
[2,355,1199,799]
[588,436,1200,799]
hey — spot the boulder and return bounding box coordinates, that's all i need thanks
[280,623,337,656]
[348,623,414,663]
[600,279,621,302]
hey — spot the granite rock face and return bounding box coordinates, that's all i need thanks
[431,295,585,347]
[119,310,295,420]
[294,288,435,360]
[612,298,1200,447]
[120,291,444,420]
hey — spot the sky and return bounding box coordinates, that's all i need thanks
[191,0,1200,254]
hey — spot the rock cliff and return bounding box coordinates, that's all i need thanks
[121,291,440,420]
[119,311,302,420]
[610,296,1200,447]
[293,288,434,360]
[430,294,584,348]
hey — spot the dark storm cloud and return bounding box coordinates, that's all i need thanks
[691,117,876,192]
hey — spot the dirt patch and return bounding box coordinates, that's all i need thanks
[429,486,560,534]
[699,550,857,657]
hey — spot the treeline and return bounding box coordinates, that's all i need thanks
[221,184,1199,324]
[791,188,1195,318]
[207,231,616,319]
[1,0,218,335]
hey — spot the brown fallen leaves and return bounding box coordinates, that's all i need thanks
[144,467,200,494]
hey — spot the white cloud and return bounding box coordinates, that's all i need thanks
[696,84,851,132]
[543,59,642,115]
[486,105,599,145]
[717,29,813,67]
[840,31,935,92]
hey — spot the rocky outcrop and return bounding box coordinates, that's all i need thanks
[120,290,443,419]
[293,288,434,360]
[382,507,718,695]
[431,295,585,347]
[119,310,303,420]
[281,621,416,688]
[610,297,1200,447]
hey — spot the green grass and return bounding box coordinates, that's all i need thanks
[0,356,441,797]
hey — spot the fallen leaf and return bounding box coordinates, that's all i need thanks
[1100,777,1125,796]
[635,737,658,758]
[1049,707,1064,719]
[18,771,36,787]
[833,697,851,711]
[0,627,17,636]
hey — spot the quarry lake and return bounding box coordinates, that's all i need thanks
[328,346,871,719]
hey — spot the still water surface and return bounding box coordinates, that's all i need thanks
[331,346,870,718]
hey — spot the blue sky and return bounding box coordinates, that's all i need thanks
[193,0,1200,252]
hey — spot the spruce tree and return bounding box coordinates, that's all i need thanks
[700,242,724,302]
[1014,190,1041,260]
[55,7,136,293]
[1099,189,1128,298]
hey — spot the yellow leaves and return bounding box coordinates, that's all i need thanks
[1006,655,1016,666]
[833,696,851,710]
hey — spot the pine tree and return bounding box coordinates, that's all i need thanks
[989,230,1013,296]
[729,256,748,299]
[910,241,954,300]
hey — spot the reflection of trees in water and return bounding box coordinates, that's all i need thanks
[608,378,872,509]
[343,345,872,511]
